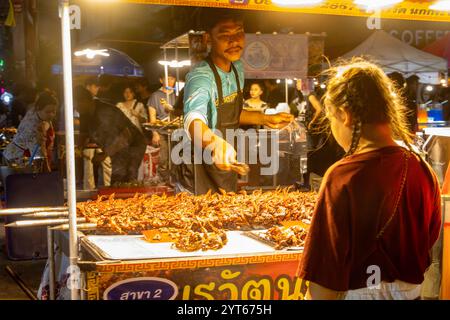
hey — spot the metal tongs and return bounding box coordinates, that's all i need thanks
[159,116,181,131]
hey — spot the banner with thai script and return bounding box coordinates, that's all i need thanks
[86,252,306,300]
[117,0,450,23]
[241,34,308,79]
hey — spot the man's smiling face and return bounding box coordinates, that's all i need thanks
[209,19,245,63]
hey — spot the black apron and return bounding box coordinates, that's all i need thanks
[179,58,243,195]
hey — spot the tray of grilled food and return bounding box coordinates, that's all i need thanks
[143,117,182,132]
[75,188,316,254]
[244,220,311,251]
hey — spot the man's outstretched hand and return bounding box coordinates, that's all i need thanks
[263,112,294,129]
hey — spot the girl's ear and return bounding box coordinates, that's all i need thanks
[340,107,353,128]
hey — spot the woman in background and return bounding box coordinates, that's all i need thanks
[244,82,268,113]
[116,85,148,133]
[3,91,57,172]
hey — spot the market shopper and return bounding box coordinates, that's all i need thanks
[297,85,344,192]
[3,91,57,172]
[244,82,268,113]
[75,83,112,190]
[264,79,285,109]
[134,78,152,112]
[179,10,293,194]
[76,89,147,184]
[116,85,148,133]
[298,59,442,300]
[148,72,176,183]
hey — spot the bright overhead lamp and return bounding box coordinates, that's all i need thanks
[430,0,450,11]
[354,0,402,10]
[426,85,434,92]
[272,0,324,7]
[286,79,294,85]
[158,60,191,68]
[74,49,109,59]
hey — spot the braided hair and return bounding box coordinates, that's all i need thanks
[324,58,415,157]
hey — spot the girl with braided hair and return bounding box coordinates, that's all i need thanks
[298,59,441,300]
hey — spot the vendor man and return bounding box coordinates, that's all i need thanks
[181,10,293,194]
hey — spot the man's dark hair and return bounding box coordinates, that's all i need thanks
[35,91,58,111]
[388,72,405,90]
[200,8,244,32]
[406,74,420,84]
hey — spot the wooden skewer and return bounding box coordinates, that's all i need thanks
[0,206,68,216]
[4,217,86,228]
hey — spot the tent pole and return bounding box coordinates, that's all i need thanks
[285,79,289,104]
[163,48,170,119]
[175,42,180,97]
[59,0,79,300]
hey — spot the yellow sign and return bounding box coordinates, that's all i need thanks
[117,0,450,23]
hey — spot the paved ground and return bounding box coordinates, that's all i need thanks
[0,219,46,300]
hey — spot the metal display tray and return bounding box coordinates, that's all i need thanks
[80,231,277,261]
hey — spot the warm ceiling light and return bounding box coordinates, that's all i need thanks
[272,0,324,7]
[430,0,450,11]
[158,60,191,68]
[354,0,403,10]
[426,85,434,92]
[74,49,109,59]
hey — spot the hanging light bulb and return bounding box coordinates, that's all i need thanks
[354,0,402,10]
[74,49,109,59]
[430,0,450,11]
[272,0,324,7]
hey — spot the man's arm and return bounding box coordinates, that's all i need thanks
[188,119,236,171]
[149,106,157,124]
[239,110,294,129]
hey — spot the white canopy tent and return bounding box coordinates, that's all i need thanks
[341,30,448,84]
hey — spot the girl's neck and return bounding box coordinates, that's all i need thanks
[354,124,397,154]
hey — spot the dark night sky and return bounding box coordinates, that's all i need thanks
[36,3,449,87]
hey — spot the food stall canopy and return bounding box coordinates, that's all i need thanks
[340,30,448,82]
[160,32,192,49]
[52,48,144,77]
[423,33,450,70]
[112,0,450,23]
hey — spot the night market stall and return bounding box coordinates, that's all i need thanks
[1,0,449,301]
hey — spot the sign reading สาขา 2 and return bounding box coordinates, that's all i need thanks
[103,277,178,300]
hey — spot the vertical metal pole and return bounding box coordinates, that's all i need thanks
[163,48,170,113]
[175,43,180,97]
[59,0,79,300]
[47,227,55,300]
[285,79,289,104]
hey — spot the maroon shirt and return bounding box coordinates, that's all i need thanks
[298,146,441,291]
